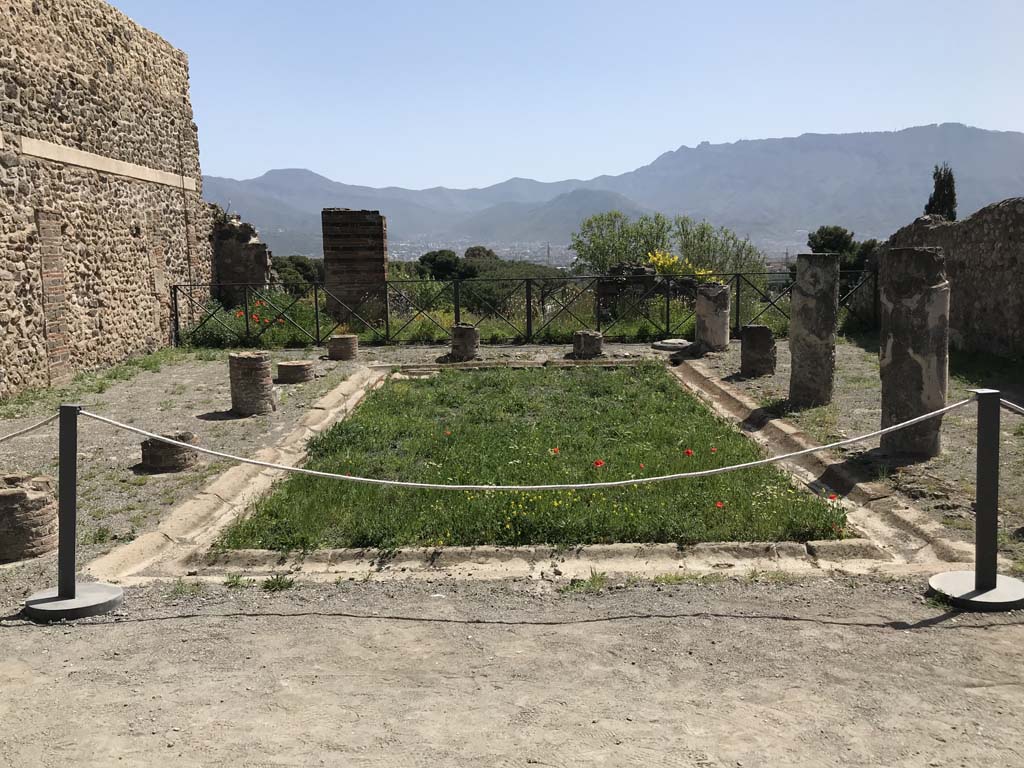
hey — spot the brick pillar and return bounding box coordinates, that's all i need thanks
[35,211,71,385]
[322,209,388,323]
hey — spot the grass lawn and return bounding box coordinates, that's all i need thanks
[220,363,844,551]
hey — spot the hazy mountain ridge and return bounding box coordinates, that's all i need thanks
[201,123,1024,258]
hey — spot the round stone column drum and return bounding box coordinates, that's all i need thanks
[0,474,58,563]
[277,360,316,384]
[229,351,278,416]
[573,330,604,359]
[327,334,359,361]
[141,431,198,473]
[450,323,480,362]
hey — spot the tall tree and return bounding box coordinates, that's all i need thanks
[569,211,635,273]
[807,225,856,257]
[924,162,957,220]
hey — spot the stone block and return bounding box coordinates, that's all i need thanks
[572,330,604,359]
[740,325,776,377]
[277,360,316,383]
[229,351,278,416]
[0,474,57,563]
[327,334,358,361]
[141,431,198,473]
[695,282,730,352]
[450,323,480,362]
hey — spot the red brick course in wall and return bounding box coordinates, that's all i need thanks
[34,211,70,384]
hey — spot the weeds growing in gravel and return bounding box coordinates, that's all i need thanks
[224,573,255,589]
[167,579,205,598]
[261,574,295,592]
[559,569,609,594]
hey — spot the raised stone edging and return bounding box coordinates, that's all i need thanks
[668,357,975,564]
[86,366,389,583]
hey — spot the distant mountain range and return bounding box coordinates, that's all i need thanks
[201,123,1024,260]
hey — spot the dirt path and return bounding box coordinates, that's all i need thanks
[1,576,1022,767]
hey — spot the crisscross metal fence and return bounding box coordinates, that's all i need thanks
[171,270,877,347]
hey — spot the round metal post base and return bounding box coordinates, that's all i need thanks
[23,582,123,622]
[928,570,1024,612]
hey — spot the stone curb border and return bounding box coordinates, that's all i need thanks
[85,366,389,583]
[669,357,975,564]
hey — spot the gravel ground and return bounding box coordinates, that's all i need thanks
[696,337,1024,568]
[1,575,1023,767]
[0,348,359,588]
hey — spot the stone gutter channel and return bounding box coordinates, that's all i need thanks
[84,358,973,587]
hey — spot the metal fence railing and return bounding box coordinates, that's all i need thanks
[171,270,878,348]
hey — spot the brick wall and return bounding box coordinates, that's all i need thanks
[321,209,388,323]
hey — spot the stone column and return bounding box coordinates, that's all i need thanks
[141,432,199,473]
[879,247,950,458]
[322,209,388,322]
[572,330,604,359]
[277,360,316,383]
[788,253,839,407]
[229,351,278,416]
[327,334,359,361]
[0,475,57,563]
[695,282,730,352]
[740,325,776,377]
[450,323,480,361]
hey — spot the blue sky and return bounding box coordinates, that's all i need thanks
[110,0,1022,189]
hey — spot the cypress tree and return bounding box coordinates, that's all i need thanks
[924,162,957,221]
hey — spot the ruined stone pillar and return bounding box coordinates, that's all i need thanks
[322,209,388,322]
[879,247,950,458]
[695,282,730,352]
[229,351,278,416]
[141,432,198,473]
[573,330,604,359]
[450,323,480,362]
[277,360,316,384]
[740,325,776,377]
[788,253,839,407]
[327,334,359,361]
[0,475,57,563]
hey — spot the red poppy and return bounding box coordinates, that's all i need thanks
[593,459,605,468]
[235,311,244,318]
[715,501,724,508]
[277,318,285,324]
[684,449,694,457]
[444,430,452,436]
[251,314,259,322]
[639,463,645,469]
[710,447,718,454]
[264,318,271,324]
[828,493,838,501]
[550,447,560,455]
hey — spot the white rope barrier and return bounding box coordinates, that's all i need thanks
[1001,398,1024,417]
[0,413,59,445]
[79,398,975,492]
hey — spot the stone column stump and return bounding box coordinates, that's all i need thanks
[450,323,480,362]
[327,334,359,361]
[277,360,316,384]
[789,253,840,407]
[141,432,198,473]
[740,325,776,377]
[879,247,950,458]
[229,351,278,416]
[0,475,58,563]
[695,282,730,352]
[573,330,604,359]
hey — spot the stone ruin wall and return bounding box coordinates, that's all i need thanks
[0,0,212,399]
[882,198,1024,358]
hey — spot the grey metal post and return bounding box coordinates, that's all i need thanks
[974,389,1000,591]
[57,404,80,600]
[312,282,321,344]
[733,275,741,334]
[453,280,461,325]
